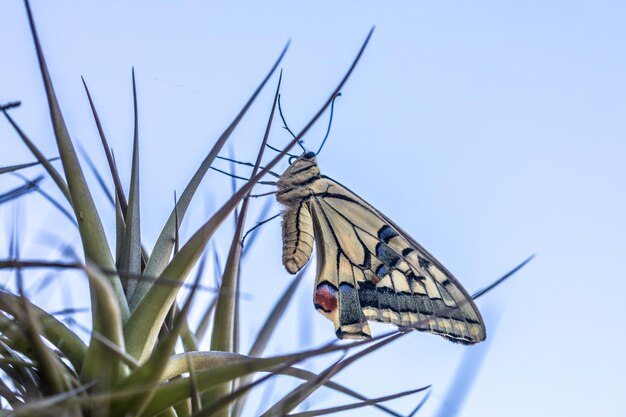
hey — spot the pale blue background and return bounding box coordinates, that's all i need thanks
[1,1,625,416]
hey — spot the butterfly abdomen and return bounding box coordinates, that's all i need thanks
[281,203,314,274]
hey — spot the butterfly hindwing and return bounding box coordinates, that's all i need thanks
[276,154,486,344]
[307,196,372,339]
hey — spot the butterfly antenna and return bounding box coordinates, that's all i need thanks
[278,93,307,153]
[315,92,342,156]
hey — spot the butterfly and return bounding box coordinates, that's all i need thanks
[275,151,485,343]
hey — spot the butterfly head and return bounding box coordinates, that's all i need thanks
[282,152,320,178]
[288,150,317,165]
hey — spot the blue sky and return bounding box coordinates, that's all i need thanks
[1,1,625,416]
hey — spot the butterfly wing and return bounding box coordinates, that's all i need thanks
[306,176,486,344]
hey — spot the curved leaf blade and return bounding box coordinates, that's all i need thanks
[0,290,87,373]
[23,0,128,319]
[120,70,143,296]
[80,263,128,388]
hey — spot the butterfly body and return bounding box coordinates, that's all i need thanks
[276,153,486,344]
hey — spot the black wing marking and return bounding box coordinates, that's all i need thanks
[308,177,486,344]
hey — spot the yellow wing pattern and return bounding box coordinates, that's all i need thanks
[276,153,485,344]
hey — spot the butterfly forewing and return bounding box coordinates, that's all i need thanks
[276,154,486,344]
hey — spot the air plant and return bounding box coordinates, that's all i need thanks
[0,2,530,416]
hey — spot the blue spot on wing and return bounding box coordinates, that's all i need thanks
[418,256,431,269]
[375,264,388,278]
[377,225,398,243]
[376,243,401,268]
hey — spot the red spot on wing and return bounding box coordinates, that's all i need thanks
[314,284,338,313]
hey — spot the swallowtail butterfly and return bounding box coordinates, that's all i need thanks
[276,151,485,343]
